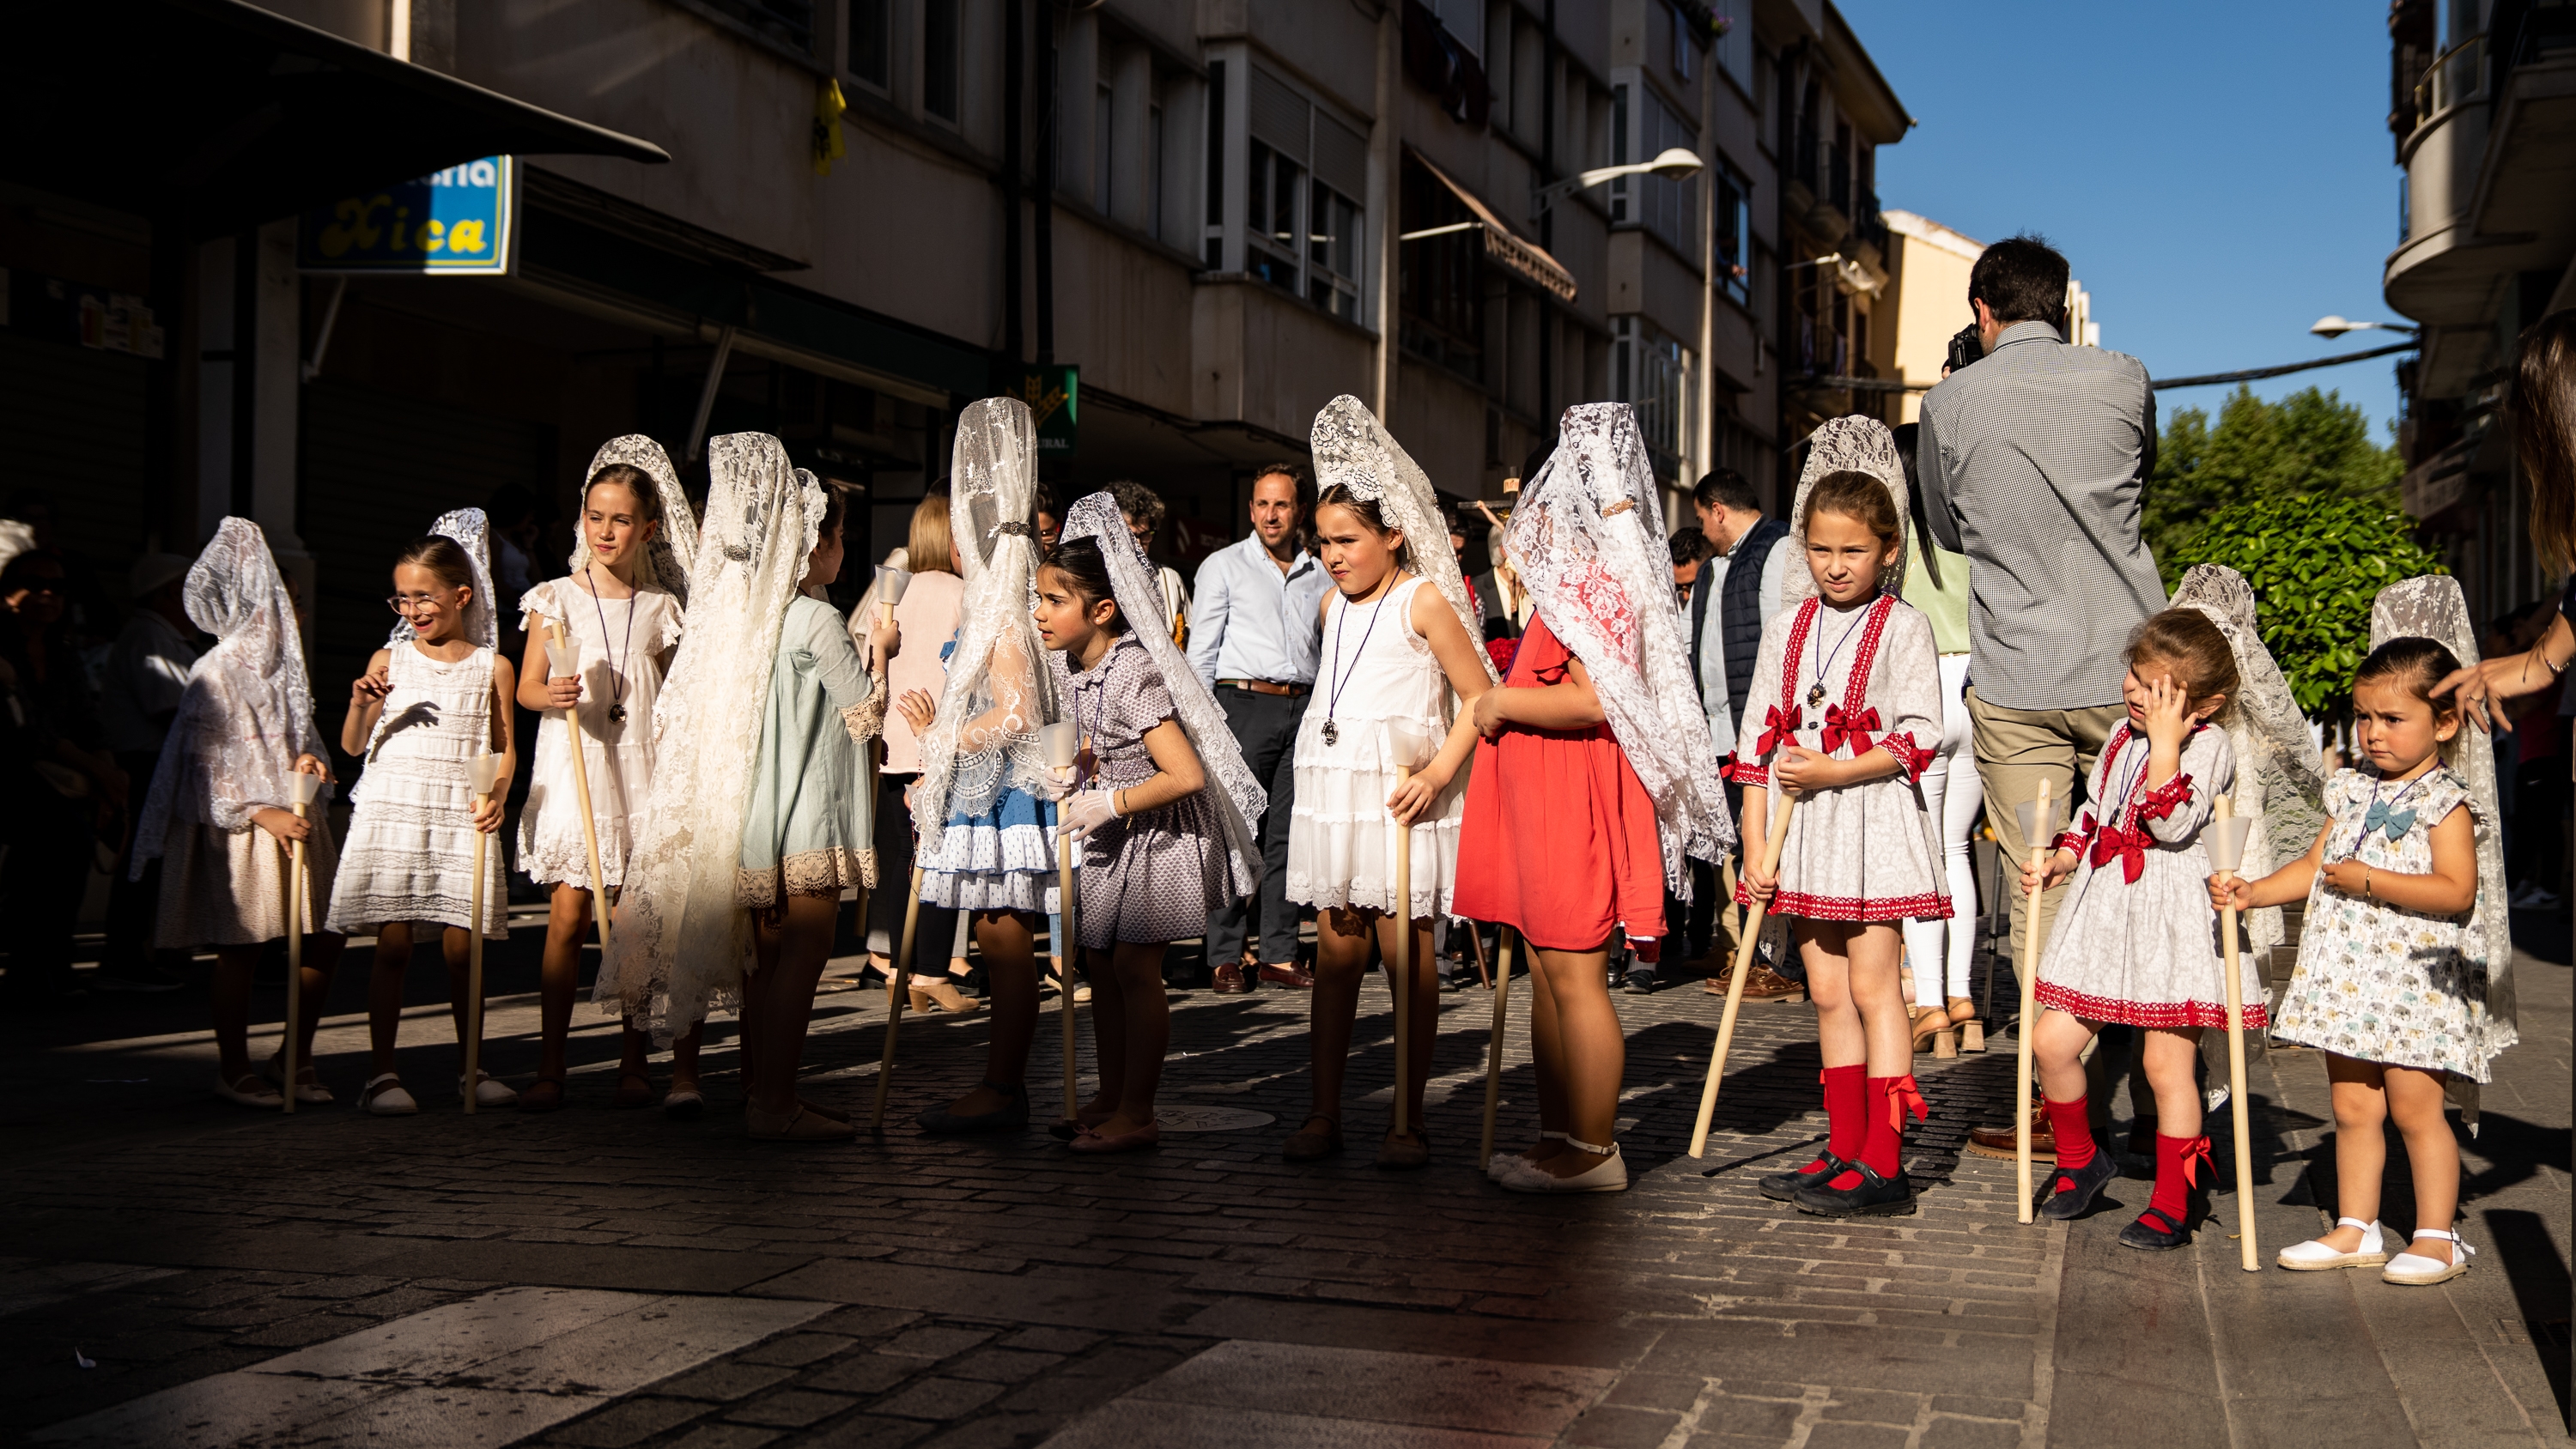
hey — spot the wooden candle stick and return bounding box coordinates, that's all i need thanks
[2014,780,2057,1223]
[1477,928,1518,1167]
[464,751,502,1115]
[1042,723,1083,1127]
[1689,791,1798,1158]
[2208,796,2262,1272]
[544,620,613,955]
[869,868,927,1131]
[283,770,323,1114]
[1385,719,1436,1141]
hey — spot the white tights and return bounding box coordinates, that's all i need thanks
[1905,652,1980,1006]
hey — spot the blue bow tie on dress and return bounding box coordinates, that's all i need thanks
[2363,800,2417,840]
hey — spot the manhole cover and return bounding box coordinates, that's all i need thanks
[1155,1106,1275,1133]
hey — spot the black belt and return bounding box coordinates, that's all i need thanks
[1218,679,1311,697]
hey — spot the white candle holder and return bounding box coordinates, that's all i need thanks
[543,636,580,683]
[1385,718,1437,773]
[465,752,502,797]
[877,566,913,606]
[2016,796,2065,846]
[289,771,324,808]
[2205,815,2255,874]
[1041,721,1079,771]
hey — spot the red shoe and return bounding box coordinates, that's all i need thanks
[1212,961,1253,994]
[1259,961,1315,989]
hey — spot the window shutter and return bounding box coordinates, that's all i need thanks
[1249,66,1309,162]
[1311,112,1367,201]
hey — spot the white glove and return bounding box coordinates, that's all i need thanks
[1061,789,1121,840]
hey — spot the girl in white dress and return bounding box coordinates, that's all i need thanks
[1735,420,1948,1218]
[511,440,693,1113]
[330,512,518,1116]
[130,518,349,1108]
[1283,397,1496,1168]
[2219,579,2511,1285]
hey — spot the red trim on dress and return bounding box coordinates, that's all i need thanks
[1730,884,1954,922]
[1724,761,1771,786]
[2137,772,2196,822]
[1881,730,1934,781]
[2033,981,2269,1031]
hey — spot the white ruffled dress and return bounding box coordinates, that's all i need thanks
[516,578,681,890]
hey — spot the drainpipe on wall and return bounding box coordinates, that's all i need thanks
[1035,4,1058,366]
[1370,1,1398,419]
[1004,0,1024,367]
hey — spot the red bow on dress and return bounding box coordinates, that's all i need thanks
[1820,704,1880,756]
[1757,704,1797,759]
[2176,1135,2213,1187]
[1886,1075,1929,1130]
[2089,822,2148,884]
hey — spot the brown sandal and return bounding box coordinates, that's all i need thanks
[1283,1114,1344,1161]
[611,1072,653,1109]
[518,1077,567,1113]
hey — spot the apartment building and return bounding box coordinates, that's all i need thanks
[2383,0,2576,621]
[0,0,1911,695]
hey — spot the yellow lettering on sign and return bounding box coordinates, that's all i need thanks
[419,219,446,253]
[447,219,486,255]
[317,195,389,258]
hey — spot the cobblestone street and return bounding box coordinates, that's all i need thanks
[1,914,2567,1448]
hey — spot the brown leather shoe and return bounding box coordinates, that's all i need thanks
[1705,964,1805,1001]
[1965,1111,2056,1161]
[1259,961,1316,989]
[1212,961,1253,994]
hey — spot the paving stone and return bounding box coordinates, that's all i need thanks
[1919,1417,2022,1449]
[1798,1422,1911,1449]
[875,1325,996,1361]
[1563,1404,1682,1448]
[811,1307,927,1339]
[547,1396,707,1448]
[793,1414,931,1448]
[736,1332,858,1367]
[667,1427,781,1449]
[995,1327,1101,1355]
[1813,1387,1923,1425]
[725,1390,856,1428]
[871,1376,1006,1421]
[941,1347,1062,1383]
[803,1357,920,1396]
[657,1363,800,1403]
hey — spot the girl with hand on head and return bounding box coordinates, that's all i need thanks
[1281,397,1497,1168]
[512,441,695,1113]
[1730,421,1951,1218]
[330,512,517,1115]
[1042,491,1267,1153]
[131,518,349,1107]
[2218,579,2512,1284]
[1455,403,1735,1195]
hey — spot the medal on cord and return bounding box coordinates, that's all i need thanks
[585,565,638,725]
[1803,594,1875,718]
[1319,576,1394,748]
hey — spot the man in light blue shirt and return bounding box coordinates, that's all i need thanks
[1187,464,1332,991]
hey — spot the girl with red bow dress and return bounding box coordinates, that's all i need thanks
[1734,420,1950,1219]
[2019,606,2249,1250]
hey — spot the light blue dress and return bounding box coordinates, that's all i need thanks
[917,636,1060,916]
[738,595,880,906]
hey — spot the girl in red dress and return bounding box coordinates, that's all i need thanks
[1455,403,1735,1193]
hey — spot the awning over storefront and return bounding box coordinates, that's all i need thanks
[2,0,667,238]
[1406,149,1578,302]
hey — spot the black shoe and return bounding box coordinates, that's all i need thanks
[2117,1205,2191,1251]
[2038,1152,2120,1221]
[1758,1151,1848,1203]
[1622,967,1657,995]
[1792,1161,1917,1216]
[914,1081,1030,1135]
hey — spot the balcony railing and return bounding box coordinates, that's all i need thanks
[701,0,815,52]
[1793,122,1819,192]
[2402,34,2483,138]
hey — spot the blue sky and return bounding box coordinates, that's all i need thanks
[1836,0,2405,440]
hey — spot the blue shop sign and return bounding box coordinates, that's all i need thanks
[298,156,516,275]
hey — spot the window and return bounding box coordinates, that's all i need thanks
[1205,62,1226,268]
[848,0,889,89]
[1242,66,1369,324]
[1715,163,1752,307]
[1399,155,1483,383]
[1614,315,1695,482]
[923,0,959,121]
[1613,77,1699,255]
[1309,179,1360,320]
[1671,4,1692,81]
[1148,104,1165,244]
[1096,84,1115,213]
[1425,0,1482,58]
[1247,141,1304,295]
[1609,84,1629,221]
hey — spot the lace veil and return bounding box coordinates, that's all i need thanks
[570,434,699,605]
[1782,415,1911,605]
[386,507,498,650]
[1062,491,1268,895]
[2167,565,2326,955]
[597,432,824,1040]
[129,518,326,873]
[1507,403,1735,896]
[913,398,1061,848]
[1309,395,1497,682]
[2369,576,2516,1082]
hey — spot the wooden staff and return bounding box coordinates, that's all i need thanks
[868,868,927,1130]
[465,752,501,1114]
[2210,796,2261,1272]
[1689,790,1799,1158]
[282,772,321,1114]
[1042,724,1084,1128]
[2015,779,2053,1223]
[544,619,612,955]
[1478,928,1518,1165]
[1466,921,1492,990]
[1386,720,1435,1140]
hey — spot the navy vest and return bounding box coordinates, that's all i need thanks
[1718,515,1792,735]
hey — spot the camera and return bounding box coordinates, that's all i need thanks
[1945,324,1984,373]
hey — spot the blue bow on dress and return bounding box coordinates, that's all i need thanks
[2363,799,2416,840]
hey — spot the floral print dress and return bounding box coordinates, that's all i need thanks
[2270,767,2510,1081]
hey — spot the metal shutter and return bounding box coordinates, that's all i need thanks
[1312,112,1368,202]
[1249,66,1309,162]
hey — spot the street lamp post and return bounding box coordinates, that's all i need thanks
[2311,315,2421,339]
[1528,146,1704,221]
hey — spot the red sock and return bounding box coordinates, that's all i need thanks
[2044,1095,2096,1172]
[1818,1065,1867,1170]
[2147,1133,2211,1224]
[1856,1076,1924,1179]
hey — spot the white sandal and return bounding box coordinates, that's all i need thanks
[461,1072,519,1109]
[1503,1137,1628,1194]
[265,1052,334,1106]
[2277,1216,2386,1270]
[212,1071,283,1109]
[362,1073,418,1116]
[1489,1130,1567,1184]
[2383,1228,2475,1285]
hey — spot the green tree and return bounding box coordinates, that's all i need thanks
[2142,385,2403,584]
[2165,494,2446,715]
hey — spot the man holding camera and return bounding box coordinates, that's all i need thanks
[1916,234,2164,977]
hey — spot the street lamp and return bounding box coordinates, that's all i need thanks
[2311,315,2421,338]
[1531,147,1704,220]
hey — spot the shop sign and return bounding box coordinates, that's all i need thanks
[0,269,165,359]
[298,156,517,275]
[1008,365,1078,454]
